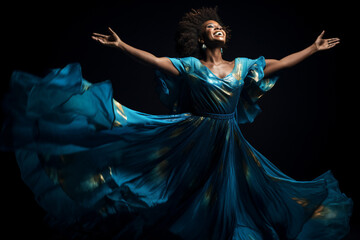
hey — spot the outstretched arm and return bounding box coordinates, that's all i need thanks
[92,27,180,76]
[264,31,340,77]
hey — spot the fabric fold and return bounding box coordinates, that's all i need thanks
[236,56,278,124]
[0,58,352,239]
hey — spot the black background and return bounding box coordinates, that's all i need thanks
[1,0,358,239]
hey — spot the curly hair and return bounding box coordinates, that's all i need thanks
[175,6,231,58]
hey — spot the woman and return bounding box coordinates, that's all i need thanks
[1,6,352,240]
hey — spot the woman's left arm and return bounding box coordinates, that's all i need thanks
[264,31,340,77]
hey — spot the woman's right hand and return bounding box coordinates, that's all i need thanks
[92,27,122,48]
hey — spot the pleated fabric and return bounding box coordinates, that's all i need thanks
[0,56,352,239]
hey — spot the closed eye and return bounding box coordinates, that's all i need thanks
[207,24,223,31]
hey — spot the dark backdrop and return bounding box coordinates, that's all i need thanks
[1,0,357,239]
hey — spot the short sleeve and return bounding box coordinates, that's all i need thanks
[167,57,191,76]
[236,56,279,124]
[154,57,193,114]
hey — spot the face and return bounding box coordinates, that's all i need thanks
[200,20,226,47]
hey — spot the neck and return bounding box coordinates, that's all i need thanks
[202,47,223,64]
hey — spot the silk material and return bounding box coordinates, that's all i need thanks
[0,57,352,239]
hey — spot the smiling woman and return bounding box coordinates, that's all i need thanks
[197,20,236,79]
[202,21,226,41]
[175,7,231,58]
[1,5,351,240]
[200,20,227,46]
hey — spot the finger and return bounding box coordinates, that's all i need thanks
[318,30,325,39]
[91,35,104,41]
[92,32,109,38]
[328,41,340,48]
[97,38,108,44]
[92,36,106,44]
[327,37,340,41]
[327,40,340,47]
[91,36,100,41]
[108,27,116,35]
[327,38,340,43]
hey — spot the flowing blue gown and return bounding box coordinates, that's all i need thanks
[1,56,353,239]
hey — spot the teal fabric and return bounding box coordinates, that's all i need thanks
[0,57,352,239]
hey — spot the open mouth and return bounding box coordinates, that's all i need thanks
[214,31,224,36]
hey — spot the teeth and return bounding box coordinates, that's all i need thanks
[214,32,223,36]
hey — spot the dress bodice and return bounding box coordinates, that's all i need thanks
[181,57,244,114]
[156,56,278,123]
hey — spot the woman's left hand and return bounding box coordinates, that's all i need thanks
[314,30,340,51]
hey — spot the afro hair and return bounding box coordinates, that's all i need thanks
[175,6,231,58]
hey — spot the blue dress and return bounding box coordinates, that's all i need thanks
[0,56,353,239]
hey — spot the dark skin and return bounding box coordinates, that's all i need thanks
[92,20,339,78]
[198,20,235,79]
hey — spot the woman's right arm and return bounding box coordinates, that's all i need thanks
[92,27,179,76]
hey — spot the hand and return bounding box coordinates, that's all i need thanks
[314,30,340,51]
[92,27,122,47]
